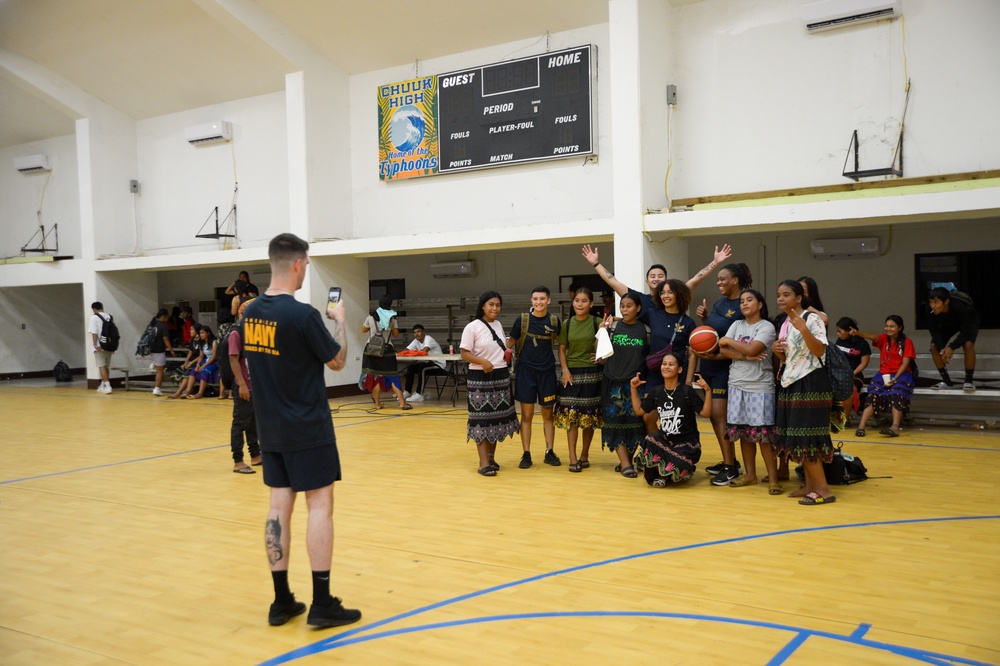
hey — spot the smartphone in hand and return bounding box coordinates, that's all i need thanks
[326,287,342,317]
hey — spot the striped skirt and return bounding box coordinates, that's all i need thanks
[775,368,834,463]
[554,366,603,430]
[466,367,520,445]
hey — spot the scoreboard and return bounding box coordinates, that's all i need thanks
[377,45,596,180]
[438,45,596,173]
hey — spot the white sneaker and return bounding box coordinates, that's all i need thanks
[409,392,424,402]
[403,391,412,399]
[963,382,976,393]
[152,387,163,396]
[97,384,110,394]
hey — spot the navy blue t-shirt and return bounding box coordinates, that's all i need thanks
[700,296,743,374]
[509,311,560,372]
[243,294,340,452]
[631,289,696,389]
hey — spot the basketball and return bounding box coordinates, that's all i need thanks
[689,325,720,353]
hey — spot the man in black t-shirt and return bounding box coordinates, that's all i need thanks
[243,233,361,629]
[927,287,980,392]
[507,286,562,468]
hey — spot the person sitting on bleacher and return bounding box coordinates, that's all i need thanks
[401,324,447,402]
[927,287,980,393]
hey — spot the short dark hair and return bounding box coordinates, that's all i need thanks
[378,295,393,310]
[836,316,858,331]
[412,324,425,332]
[268,233,309,269]
[181,306,193,314]
[238,271,250,280]
[646,264,668,279]
[91,302,103,310]
[928,287,951,301]
[531,286,550,297]
[156,308,169,319]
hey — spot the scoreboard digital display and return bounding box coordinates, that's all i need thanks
[438,45,596,173]
[377,45,596,180]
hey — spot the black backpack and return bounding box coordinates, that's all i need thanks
[136,323,158,356]
[97,313,121,352]
[795,443,868,485]
[218,329,235,388]
[54,360,73,382]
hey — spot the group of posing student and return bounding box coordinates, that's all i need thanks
[458,244,979,507]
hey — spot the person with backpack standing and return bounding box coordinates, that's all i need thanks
[149,309,177,397]
[507,286,562,469]
[88,301,118,394]
[227,298,261,474]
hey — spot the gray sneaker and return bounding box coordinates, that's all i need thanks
[963,382,976,393]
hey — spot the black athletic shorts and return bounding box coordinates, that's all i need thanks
[698,362,730,400]
[513,366,558,407]
[262,445,341,492]
[931,323,979,351]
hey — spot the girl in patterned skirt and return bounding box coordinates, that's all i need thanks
[555,287,604,472]
[772,280,837,505]
[630,352,713,487]
[460,291,519,477]
[851,315,916,438]
[716,289,781,494]
[599,293,649,478]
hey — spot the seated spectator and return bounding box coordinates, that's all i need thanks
[401,324,447,402]
[927,287,980,393]
[180,307,197,344]
[834,317,872,421]
[169,325,218,399]
[851,315,915,438]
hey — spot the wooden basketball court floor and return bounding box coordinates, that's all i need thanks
[1,383,998,665]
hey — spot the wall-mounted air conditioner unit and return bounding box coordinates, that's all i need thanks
[15,154,52,173]
[802,0,901,33]
[810,237,880,259]
[185,121,233,145]
[430,261,477,278]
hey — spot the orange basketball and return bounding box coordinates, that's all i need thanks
[689,325,719,353]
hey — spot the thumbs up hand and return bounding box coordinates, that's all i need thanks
[696,298,708,321]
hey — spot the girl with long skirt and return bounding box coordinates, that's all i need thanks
[556,287,604,472]
[460,291,520,476]
[851,315,916,438]
[772,280,838,506]
[599,293,649,478]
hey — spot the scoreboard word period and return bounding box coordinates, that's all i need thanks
[378,45,596,181]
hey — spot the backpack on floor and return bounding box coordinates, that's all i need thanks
[54,360,73,382]
[795,443,868,485]
[97,313,121,352]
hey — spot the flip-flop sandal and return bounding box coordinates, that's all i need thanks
[250,458,262,466]
[487,459,500,471]
[233,465,256,474]
[614,464,622,473]
[568,462,583,473]
[768,484,784,495]
[855,429,866,437]
[761,474,790,483]
[798,491,836,505]
[879,428,899,437]
[477,466,497,476]
[620,465,637,478]
[728,476,758,487]
[400,403,413,410]
[579,460,590,469]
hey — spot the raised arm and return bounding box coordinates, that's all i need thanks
[582,244,629,297]
[685,244,731,291]
[325,301,348,372]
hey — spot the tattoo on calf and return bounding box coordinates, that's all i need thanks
[265,518,284,565]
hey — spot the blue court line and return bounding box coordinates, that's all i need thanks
[263,611,994,666]
[260,515,999,665]
[0,444,229,486]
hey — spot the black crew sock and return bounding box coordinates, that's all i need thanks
[937,367,952,384]
[965,369,975,383]
[271,571,294,603]
[312,570,332,605]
